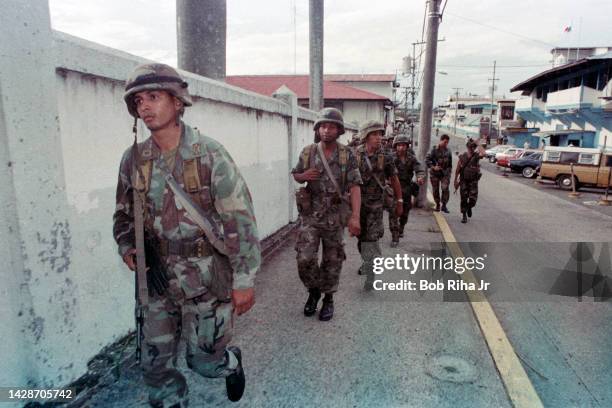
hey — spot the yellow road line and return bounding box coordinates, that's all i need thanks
[431,205,543,408]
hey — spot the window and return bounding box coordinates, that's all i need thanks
[492,109,497,115]
[501,106,514,120]
[578,154,595,165]
[546,151,561,162]
[458,104,465,110]
[605,155,612,167]
[560,152,580,164]
[470,107,483,114]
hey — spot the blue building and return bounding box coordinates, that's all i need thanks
[511,52,612,148]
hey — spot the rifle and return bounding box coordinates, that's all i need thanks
[131,139,149,365]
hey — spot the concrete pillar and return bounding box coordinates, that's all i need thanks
[0,0,71,387]
[273,86,299,222]
[309,0,324,112]
[177,0,227,80]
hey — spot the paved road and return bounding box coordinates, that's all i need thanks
[435,135,612,407]
[84,210,512,408]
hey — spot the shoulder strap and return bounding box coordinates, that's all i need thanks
[338,145,348,189]
[302,143,317,170]
[377,153,385,171]
[364,153,387,192]
[316,143,343,196]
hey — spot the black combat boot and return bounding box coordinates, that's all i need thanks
[319,294,334,321]
[441,204,449,213]
[467,206,472,218]
[434,202,440,212]
[461,212,467,223]
[303,288,321,316]
[226,346,245,402]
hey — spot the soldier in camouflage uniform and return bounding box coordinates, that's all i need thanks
[388,134,425,247]
[454,139,486,223]
[425,134,453,213]
[355,121,402,290]
[113,63,261,408]
[292,108,362,321]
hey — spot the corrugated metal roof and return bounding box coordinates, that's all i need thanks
[324,74,396,82]
[225,75,390,101]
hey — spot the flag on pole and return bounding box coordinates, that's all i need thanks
[563,25,572,32]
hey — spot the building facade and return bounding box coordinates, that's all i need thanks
[512,52,612,148]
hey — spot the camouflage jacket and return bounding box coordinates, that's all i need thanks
[355,145,397,206]
[393,151,425,189]
[113,122,261,293]
[292,142,362,229]
[425,146,453,176]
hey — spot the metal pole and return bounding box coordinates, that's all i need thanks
[417,0,442,208]
[488,60,498,141]
[309,0,324,112]
[452,87,461,138]
[177,0,227,80]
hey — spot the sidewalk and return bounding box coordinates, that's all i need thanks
[72,208,511,408]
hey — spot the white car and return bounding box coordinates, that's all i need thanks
[485,145,514,163]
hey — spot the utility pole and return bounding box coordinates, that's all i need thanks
[452,87,462,137]
[488,60,499,142]
[309,0,324,112]
[417,0,442,208]
[177,0,227,80]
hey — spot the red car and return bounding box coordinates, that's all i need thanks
[496,148,525,168]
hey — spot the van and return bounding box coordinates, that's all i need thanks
[539,146,612,190]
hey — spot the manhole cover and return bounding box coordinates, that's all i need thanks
[426,355,478,383]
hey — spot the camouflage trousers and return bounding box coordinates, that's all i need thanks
[388,192,412,242]
[460,179,479,213]
[430,173,450,205]
[358,204,384,283]
[141,257,239,407]
[295,222,346,294]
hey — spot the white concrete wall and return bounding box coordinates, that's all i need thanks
[339,81,394,100]
[343,100,385,127]
[1,13,331,390]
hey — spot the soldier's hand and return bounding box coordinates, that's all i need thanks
[232,288,255,315]
[417,176,425,185]
[348,215,361,237]
[300,168,321,181]
[395,202,403,217]
[122,248,137,271]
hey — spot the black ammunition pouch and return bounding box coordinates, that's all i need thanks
[144,234,170,297]
[295,187,312,216]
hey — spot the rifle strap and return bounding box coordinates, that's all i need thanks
[131,126,149,308]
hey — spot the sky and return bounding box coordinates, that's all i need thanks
[48,0,612,105]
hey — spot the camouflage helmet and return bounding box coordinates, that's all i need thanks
[359,120,385,142]
[466,138,478,149]
[392,134,411,147]
[124,63,193,118]
[313,107,345,136]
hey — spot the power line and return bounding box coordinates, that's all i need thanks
[445,11,559,48]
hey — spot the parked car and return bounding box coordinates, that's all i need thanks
[485,145,514,163]
[496,148,525,168]
[509,152,543,178]
[539,146,612,190]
